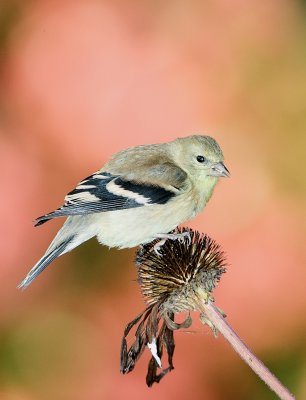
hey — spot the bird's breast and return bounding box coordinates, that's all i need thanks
[95,195,195,248]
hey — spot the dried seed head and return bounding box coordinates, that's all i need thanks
[136,227,227,311]
[121,227,227,386]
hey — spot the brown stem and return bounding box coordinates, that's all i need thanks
[198,299,295,400]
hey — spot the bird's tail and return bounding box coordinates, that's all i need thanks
[17,238,74,289]
[18,216,96,289]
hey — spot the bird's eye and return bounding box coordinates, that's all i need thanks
[196,155,206,163]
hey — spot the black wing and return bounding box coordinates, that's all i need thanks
[35,172,181,226]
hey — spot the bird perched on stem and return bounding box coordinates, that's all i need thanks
[18,135,229,289]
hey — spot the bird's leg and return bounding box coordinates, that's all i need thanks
[153,232,191,255]
[155,232,192,243]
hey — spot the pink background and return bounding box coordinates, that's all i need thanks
[1,1,306,399]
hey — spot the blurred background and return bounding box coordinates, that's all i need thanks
[1,0,306,399]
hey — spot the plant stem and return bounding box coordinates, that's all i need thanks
[198,299,295,400]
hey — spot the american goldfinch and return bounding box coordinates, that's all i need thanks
[18,135,229,289]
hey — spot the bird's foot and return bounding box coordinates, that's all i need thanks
[153,232,192,255]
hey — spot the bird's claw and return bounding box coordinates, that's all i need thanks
[154,239,166,256]
[153,231,192,256]
[179,231,192,245]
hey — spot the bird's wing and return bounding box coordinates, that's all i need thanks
[35,166,187,226]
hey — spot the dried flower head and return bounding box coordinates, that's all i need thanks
[120,227,227,386]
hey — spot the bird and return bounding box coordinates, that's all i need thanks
[18,135,229,289]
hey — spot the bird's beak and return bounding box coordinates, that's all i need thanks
[209,162,230,177]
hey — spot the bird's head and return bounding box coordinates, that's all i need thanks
[170,135,230,180]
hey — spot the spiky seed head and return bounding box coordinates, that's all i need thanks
[136,227,227,312]
[122,227,227,386]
